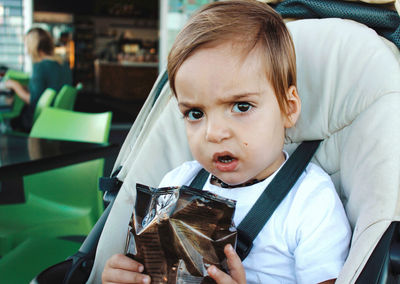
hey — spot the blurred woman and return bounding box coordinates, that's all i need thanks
[5,27,72,131]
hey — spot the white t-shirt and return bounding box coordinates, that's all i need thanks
[159,159,351,284]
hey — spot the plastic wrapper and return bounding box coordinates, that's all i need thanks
[125,183,237,284]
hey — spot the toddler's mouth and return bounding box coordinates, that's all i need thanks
[218,155,235,163]
[213,151,236,162]
[213,152,238,172]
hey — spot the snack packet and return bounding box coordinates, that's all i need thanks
[125,183,237,284]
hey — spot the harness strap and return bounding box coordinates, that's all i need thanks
[189,168,210,188]
[236,140,321,260]
[188,140,322,260]
[99,166,123,193]
[99,166,123,203]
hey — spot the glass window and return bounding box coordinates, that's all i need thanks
[0,0,24,70]
[159,0,214,70]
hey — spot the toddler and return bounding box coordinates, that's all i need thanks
[102,1,351,283]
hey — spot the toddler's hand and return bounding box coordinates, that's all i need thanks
[102,254,151,284]
[207,244,246,284]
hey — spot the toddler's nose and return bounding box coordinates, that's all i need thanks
[205,117,230,143]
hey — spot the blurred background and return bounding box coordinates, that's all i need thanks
[0,0,212,125]
[0,0,214,175]
[0,2,216,281]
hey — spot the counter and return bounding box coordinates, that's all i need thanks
[94,59,159,101]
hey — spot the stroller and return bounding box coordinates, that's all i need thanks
[81,16,400,284]
[3,1,400,283]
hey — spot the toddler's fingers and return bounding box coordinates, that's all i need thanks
[207,265,233,284]
[103,268,150,284]
[108,254,144,272]
[224,244,246,283]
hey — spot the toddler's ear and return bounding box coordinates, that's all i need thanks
[284,85,301,128]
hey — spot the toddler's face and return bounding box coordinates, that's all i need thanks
[175,42,297,185]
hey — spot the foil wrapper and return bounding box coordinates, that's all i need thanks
[125,183,237,284]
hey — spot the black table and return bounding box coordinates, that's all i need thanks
[0,134,119,204]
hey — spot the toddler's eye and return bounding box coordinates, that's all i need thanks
[233,102,252,113]
[185,109,204,121]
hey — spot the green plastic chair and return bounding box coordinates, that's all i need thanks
[2,69,30,86]
[0,108,112,257]
[32,88,57,122]
[0,70,30,126]
[0,237,81,283]
[53,84,77,110]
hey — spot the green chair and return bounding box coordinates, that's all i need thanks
[0,70,30,128]
[32,88,57,122]
[0,237,82,284]
[0,108,112,256]
[0,96,25,122]
[53,84,77,110]
[2,69,30,86]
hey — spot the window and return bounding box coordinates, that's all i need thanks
[0,0,25,71]
[159,0,213,71]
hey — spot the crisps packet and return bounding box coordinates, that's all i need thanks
[125,183,237,284]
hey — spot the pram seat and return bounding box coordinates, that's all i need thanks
[93,18,400,283]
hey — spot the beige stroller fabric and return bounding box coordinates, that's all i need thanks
[87,18,400,283]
